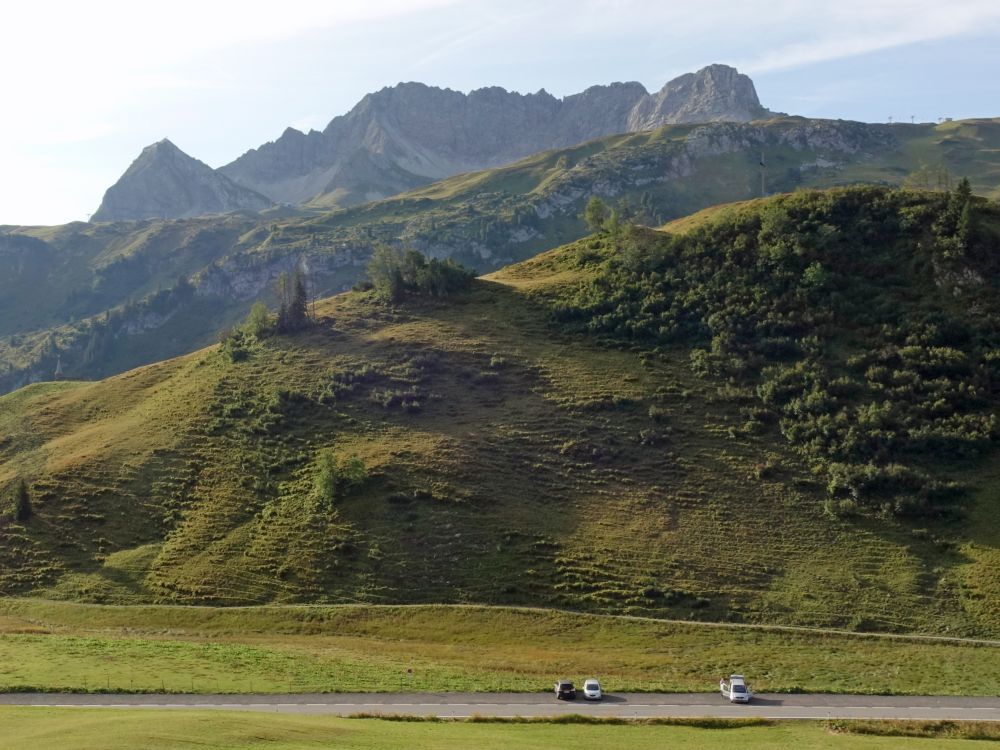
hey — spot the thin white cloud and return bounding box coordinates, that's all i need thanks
[409,5,545,71]
[738,1,1000,72]
[482,0,1000,75]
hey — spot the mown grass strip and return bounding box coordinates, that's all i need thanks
[2,600,1000,695]
[826,719,1000,741]
[0,708,987,750]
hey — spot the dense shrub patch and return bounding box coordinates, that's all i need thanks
[556,186,1000,516]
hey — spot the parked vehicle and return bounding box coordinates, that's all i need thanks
[582,678,602,700]
[555,680,577,700]
[719,674,753,703]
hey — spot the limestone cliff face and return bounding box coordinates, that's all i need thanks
[627,64,768,130]
[92,140,273,222]
[217,81,648,207]
[220,64,772,208]
[95,65,772,220]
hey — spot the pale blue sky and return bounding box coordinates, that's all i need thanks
[3,0,999,226]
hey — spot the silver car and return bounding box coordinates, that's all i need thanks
[582,678,603,700]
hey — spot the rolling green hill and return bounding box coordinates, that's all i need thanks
[2,117,1000,395]
[1,186,998,638]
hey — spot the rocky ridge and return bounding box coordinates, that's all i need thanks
[221,64,771,208]
[97,65,771,220]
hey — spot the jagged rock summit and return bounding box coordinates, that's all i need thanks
[95,64,773,221]
[221,64,772,209]
[628,64,769,130]
[92,139,273,222]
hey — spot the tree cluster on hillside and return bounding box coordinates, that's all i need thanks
[557,186,1000,517]
[366,244,475,303]
[584,196,625,236]
[217,268,313,360]
[932,178,976,262]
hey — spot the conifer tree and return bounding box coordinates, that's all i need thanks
[13,479,31,522]
[289,268,309,330]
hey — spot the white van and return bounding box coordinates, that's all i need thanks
[720,674,753,703]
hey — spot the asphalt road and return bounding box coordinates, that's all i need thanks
[2,692,1000,720]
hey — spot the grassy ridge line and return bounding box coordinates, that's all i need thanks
[0,709,987,750]
[2,601,1000,696]
[5,117,1000,394]
[4,599,1000,647]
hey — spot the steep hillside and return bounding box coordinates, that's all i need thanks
[2,117,999,395]
[92,140,273,222]
[1,188,999,638]
[0,214,264,389]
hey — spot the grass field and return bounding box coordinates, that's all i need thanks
[1,710,997,750]
[1,600,999,695]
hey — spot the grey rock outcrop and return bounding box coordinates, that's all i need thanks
[220,64,773,209]
[92,140,273,222]
[627,64,768,130]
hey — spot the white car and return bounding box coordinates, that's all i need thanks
[582,678,603,700]
[720,674,752,703]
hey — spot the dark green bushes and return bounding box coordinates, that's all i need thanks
[313,451,367,506]
[556,187,1000,517]
[217,327,251,362]
[319,364,382,403]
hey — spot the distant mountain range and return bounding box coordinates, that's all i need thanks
[94,64,773,221]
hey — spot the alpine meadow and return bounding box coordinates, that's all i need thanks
[3,185,999,641]
[4,28,1000,746]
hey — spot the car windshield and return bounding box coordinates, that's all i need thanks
[586,682,599,689]
[560,683,573,689]
[733,684,747,693]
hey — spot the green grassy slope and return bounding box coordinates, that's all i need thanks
[3,117,1000,394]
[8,712,992,750]
[2,600,1000,695]
[1,187,998,639]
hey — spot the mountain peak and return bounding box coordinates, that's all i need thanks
[139,138,185,158]
[220,64,771,210]
[98,65,774,218]
[628,64,769,130]
[92,140,273,222]
[695,62,742,77]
